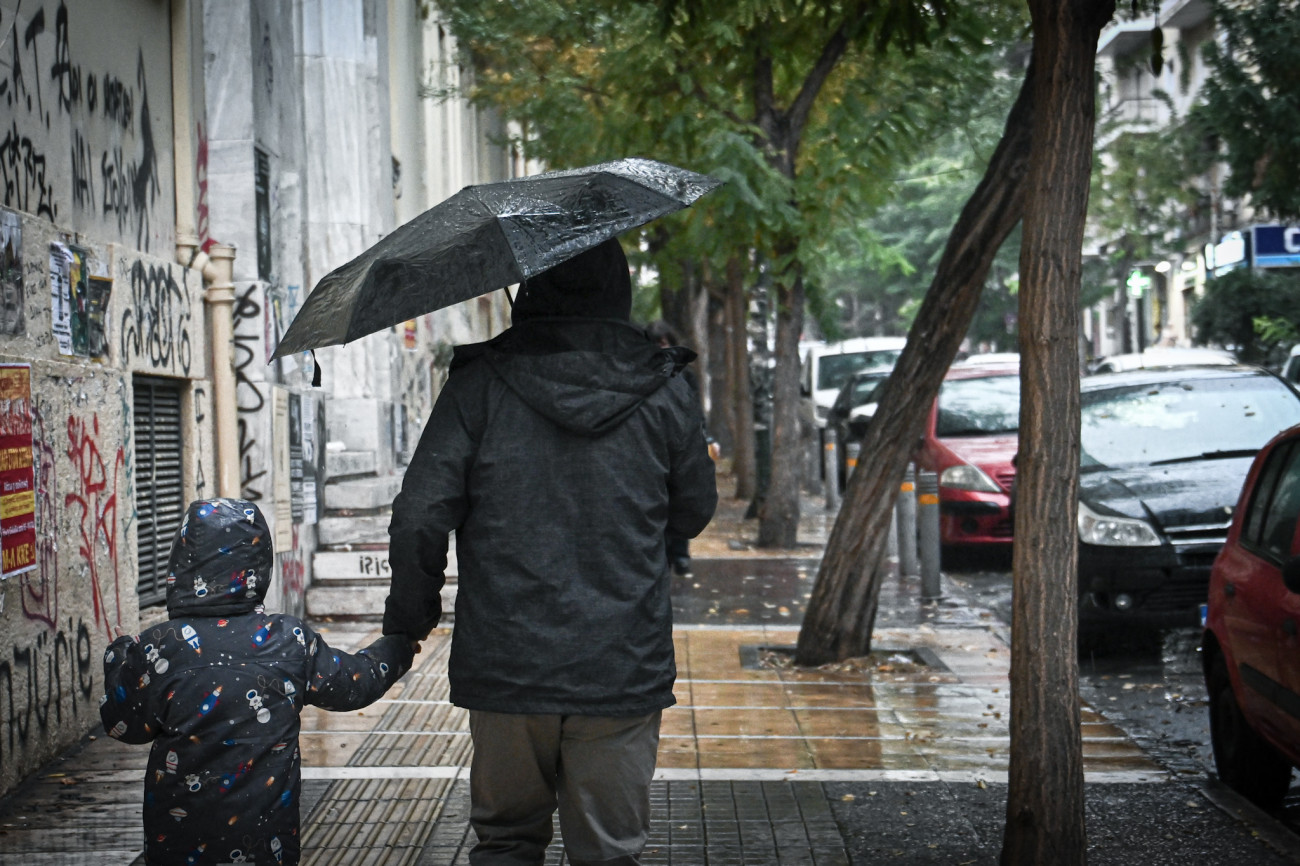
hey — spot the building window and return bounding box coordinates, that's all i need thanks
[134,376,185,606]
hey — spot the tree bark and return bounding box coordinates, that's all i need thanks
[727,255,758,501]
[758,258,805,548]
[795,62,1038,665]
[1001,0,1114,862]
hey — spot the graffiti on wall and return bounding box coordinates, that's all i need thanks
[64,410,125,638]
[232,284,268,501]
[0,616,94,769]
[1,2,164,249]
[119,258,194,376]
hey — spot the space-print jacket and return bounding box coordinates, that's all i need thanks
[100,498,413,866]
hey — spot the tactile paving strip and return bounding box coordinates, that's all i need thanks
[301,634,468,866]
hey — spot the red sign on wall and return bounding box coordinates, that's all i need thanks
[0,363,36,578]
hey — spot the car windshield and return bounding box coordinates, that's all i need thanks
[1080,376,1300,469]
[847,374,890,407]
[936,375,1020,436]
[818,350,902,391]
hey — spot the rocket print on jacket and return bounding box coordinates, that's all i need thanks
[101,498,413,866]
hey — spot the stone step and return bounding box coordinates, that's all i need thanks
[305,580,457,623]
[314,546,458,581]
[323,474,403,511]
[317,514,390,547]
[326,449,378,479]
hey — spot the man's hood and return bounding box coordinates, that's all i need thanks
[453,319,695,437]
[165,498,274,617]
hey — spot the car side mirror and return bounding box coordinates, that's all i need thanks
[1284,557,1300,594]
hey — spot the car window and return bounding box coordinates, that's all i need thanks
[817,350,902,391]
[1242,442,1292,547]
[936,375,1020,436]
[1079,376,1300,468]
[1253,443,1300,560]
[850,375,888,406]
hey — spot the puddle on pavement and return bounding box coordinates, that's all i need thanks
[671,557,820,625]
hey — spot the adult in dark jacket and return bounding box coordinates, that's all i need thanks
[384,238,717,865]
[102,498,413,866]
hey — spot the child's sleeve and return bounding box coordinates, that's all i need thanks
[302,629,414,711]
[99,635,163,743]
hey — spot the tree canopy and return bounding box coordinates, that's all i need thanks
[1194,0,1300,222]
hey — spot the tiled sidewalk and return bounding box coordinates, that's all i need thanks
[0,603,1162,865]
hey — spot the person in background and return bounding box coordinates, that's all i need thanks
[384,239,718,866]
[646,318,716,577]
[101,498,414,866]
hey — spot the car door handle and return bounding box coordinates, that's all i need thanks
[1286,620,1297,637]
[1225,582,1236,598]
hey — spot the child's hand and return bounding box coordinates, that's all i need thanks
[113,625,132,640]
[411,640,423,654]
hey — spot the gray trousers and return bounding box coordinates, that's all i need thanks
[467,709,662,866]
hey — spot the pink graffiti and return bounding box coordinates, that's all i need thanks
[280,524,305,601]
[63,413,125,637]
[195,121,214,253]
[20,401,61,628]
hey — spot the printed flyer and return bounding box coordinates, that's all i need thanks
[0,363,37,578]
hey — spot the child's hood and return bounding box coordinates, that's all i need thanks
[166,498,274,617]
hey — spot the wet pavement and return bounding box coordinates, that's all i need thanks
[4,489,1300,863]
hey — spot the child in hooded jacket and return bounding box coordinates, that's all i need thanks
[101,498,415,866]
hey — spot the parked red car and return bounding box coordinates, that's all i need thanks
[1203,422,1300,808]
[915,362,1020,551]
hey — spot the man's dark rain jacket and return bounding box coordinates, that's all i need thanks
[101,498,413,866]
[384,318,718,716]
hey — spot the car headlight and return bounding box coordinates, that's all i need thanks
[939,463,1001,493]
[1077,500,1161,547]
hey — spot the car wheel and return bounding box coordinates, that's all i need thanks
[1208,653,1293,809]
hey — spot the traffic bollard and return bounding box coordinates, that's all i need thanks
[918,469,941,599]
[823,432,839,511]
[845,440,861,482]
[897,465,919,577]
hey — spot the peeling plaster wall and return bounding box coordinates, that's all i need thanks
[0,210,212,796]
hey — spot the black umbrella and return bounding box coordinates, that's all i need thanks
[271,157,722,359]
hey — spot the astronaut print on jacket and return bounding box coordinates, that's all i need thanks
[101,498,413,866]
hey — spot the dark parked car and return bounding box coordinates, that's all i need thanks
[826,368,893,489]
[1202,422,1300,808]
[1077,366,1300,632]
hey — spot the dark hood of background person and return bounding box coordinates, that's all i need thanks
[165,498,274,618]
[511,237,632,322]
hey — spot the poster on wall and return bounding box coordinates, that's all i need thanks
[272,387,292,551]
[1,209,23,337]
[49,243,74,354]
[48,243,109,361]
[0,364,37,579]
[288,392,304,523]
[300,394,319,525]
[85,276,112,360]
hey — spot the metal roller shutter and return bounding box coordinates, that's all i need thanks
[134,377,185,606]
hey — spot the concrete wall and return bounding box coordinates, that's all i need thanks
[0,0,177,253]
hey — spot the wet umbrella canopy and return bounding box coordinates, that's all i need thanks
[272,157,722,359]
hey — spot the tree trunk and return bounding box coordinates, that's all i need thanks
[795,63,1038,665]
[706,292,732,457]
[727,255,758,501]
[1001,1,1114,862]
[758,259,804,548]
